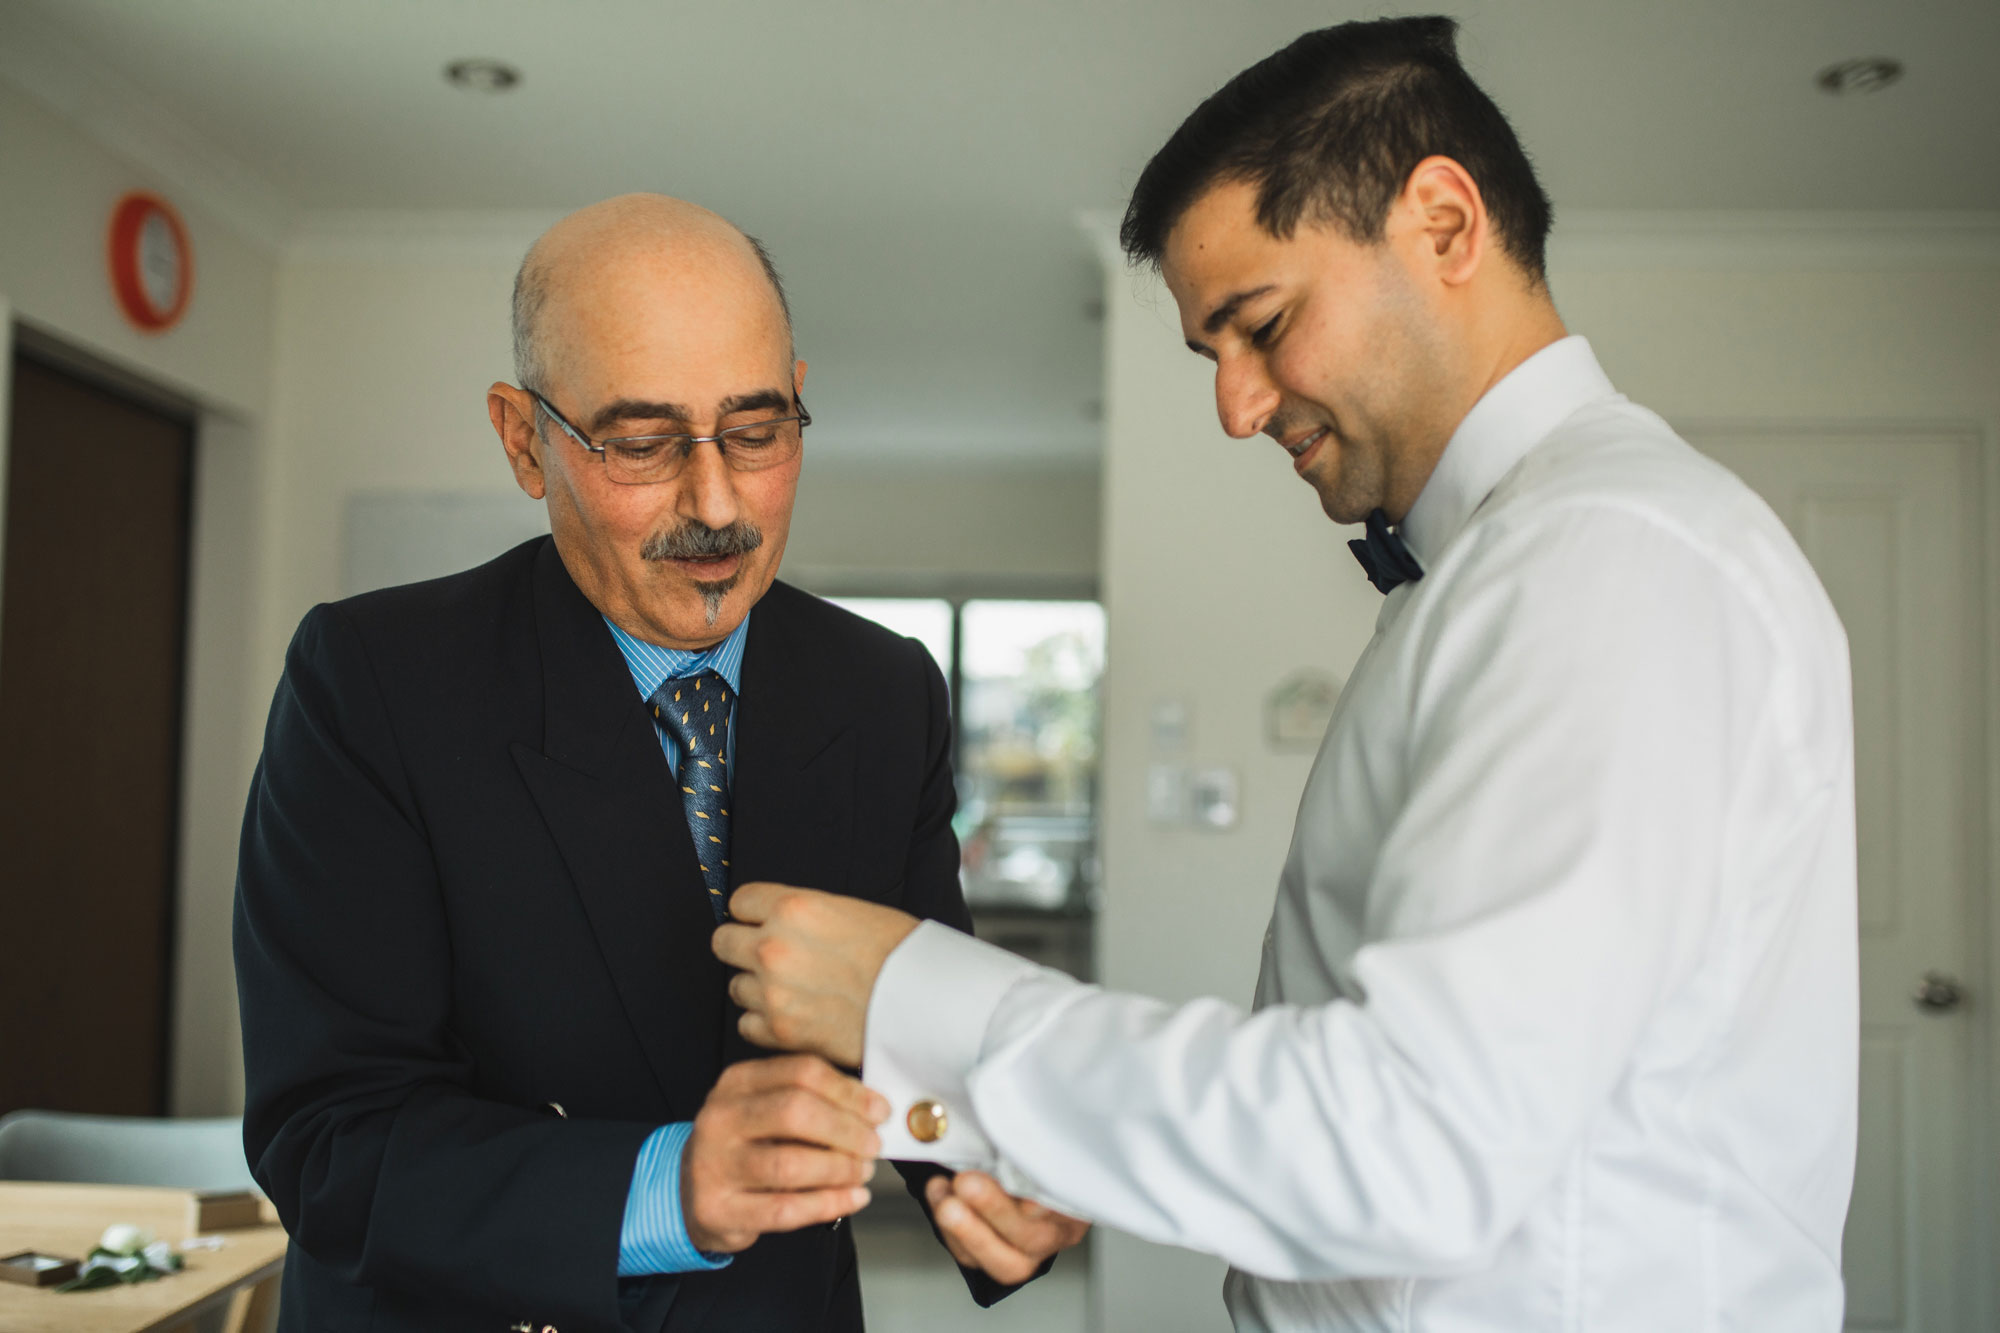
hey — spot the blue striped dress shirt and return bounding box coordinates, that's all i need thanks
[602,612,750,1276]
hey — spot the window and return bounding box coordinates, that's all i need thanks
[826,595,1104,926]
[956,600,1103,913]
[823,597,953,678]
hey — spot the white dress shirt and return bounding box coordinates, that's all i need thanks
[863,337,1858,1331]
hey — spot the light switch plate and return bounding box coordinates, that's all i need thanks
[1189,766,1240,829]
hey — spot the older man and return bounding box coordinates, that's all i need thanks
[234,195,1083,1333]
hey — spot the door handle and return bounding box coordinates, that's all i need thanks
[1913,971,1964,1014]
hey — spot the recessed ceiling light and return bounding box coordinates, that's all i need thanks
[444,59,522,93]
[1816,57,1903,96]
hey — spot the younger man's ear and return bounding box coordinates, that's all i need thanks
[1402,154,1488,286]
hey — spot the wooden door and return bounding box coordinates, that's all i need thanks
[1690,428,1985,1331]
[0,353,194,1117]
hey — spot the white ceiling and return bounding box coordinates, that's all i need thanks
[8,0,1998,465]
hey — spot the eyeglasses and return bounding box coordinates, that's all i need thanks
[528,389,810,486]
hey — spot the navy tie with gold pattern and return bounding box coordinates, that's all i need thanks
[650,670,734,921]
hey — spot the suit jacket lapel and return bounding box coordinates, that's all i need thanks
[724,583,858,1066]
[732,583,857,891]
[512,539,724,1113]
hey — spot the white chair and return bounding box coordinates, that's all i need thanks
[0,1111,256,1190]
[0,1110,278,1333]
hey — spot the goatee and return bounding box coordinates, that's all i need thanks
[640,519,765,625]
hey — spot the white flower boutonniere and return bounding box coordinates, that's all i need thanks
[55,1224,185,1293]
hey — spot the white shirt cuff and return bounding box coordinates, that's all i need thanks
[864,919,1038,1168]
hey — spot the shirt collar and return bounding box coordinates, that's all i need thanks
[602,611,751,700]
[1398,335,1619,567]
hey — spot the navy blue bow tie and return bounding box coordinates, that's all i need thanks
[1349,508,1425,594]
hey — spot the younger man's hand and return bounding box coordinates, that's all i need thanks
[714,883,920,1067]
[926,1171,1091,1286]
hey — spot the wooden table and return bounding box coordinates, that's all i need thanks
[0,1182,286,1333]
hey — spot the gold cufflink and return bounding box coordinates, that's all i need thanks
[906,1100,949,1143]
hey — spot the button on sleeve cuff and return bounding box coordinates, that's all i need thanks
[617,1122,732,1276]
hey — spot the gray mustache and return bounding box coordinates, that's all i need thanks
[641,521,764,564]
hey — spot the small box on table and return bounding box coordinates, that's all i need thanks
[187,1190,267,1233]
[0,1250,79,1287]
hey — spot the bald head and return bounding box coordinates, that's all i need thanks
[488,192,809,652]
[512,193,792,393]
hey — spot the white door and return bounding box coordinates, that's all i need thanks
[1689,428,1986,1331]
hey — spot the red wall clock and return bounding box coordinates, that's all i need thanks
[107,191,194,333]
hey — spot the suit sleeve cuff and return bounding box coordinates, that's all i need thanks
[618,1122,732,1276]
[863,919,1039,1169]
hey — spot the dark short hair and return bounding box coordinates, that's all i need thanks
[1120,16,1553,283]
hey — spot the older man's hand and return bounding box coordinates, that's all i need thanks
[682,1054,889,1254]
[713,883,920,1067]
[927,1171,1091,1286]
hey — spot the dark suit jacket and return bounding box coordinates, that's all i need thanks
[235,537,1019,1332]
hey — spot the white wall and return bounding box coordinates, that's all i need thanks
[0,84,277,415]
[259,257,518,669]
[0,79,278,1117]
[784,463,1099,593]
[1089,222,2000,1331]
